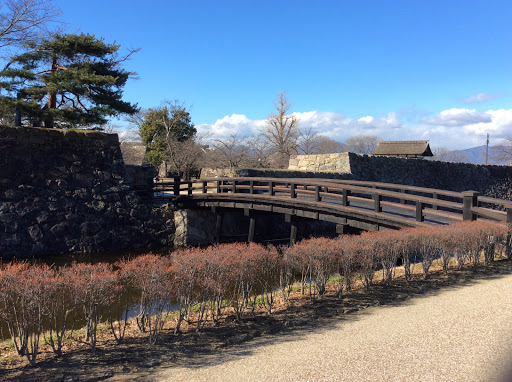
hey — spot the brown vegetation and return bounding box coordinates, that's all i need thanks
[0,221,510,373]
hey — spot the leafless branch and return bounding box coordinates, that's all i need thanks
[0,0,62,54]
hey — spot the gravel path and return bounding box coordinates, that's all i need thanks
[153,273,512,382]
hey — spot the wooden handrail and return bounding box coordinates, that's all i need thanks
[152,177,512,225]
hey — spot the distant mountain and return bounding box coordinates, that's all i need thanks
[459,145,510,165]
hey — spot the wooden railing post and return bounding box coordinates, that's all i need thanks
[432,192,438,210]
[416,201,424,222]
[462,191,479,221]
[173,175,181,196]
[268,181,274,196]
[315,186,321,202]
[201,180,207,194]
[400,189,407,205]
[216,180,221,193]
[505,204,512,259]
[249,180,254,194]
[342,189,350,207]
[232,180,236,194]
[290,183,296,198]
[373,193,382,213]
[187,181,192,196]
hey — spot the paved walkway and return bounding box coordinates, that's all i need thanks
[152,273,512,382]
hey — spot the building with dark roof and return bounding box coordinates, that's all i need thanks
[372,141,433,159]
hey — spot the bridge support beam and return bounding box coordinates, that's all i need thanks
[285,214,301,246]
[506,204,512,259]
[212,207,223,243]
[244,208,256,242]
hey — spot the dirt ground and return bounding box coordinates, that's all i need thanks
[1,259,512,382]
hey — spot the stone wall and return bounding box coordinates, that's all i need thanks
[288,153,351,173]
[200,152,512,201]
[0,125,174,259]
[290,152,512,200]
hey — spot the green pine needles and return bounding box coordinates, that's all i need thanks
[0,33,138,129]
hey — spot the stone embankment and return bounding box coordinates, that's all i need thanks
[0,125,174,259]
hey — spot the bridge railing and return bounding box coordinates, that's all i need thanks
[153,177,512,225]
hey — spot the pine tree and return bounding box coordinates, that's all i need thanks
[0,33,138,129]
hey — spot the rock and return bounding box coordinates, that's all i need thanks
[28,224,43,241]
[0,213,15,223]
[50,222,70,236]
[225,333,250,345]
[140,359,161,368]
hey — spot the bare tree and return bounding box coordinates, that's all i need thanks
[125,107,147,131]
[492,137,512,165]
[0,0,61,55]
[430,147,468,163]
[207,133,252,169]
[298,127,345,155]
[344,135,380,155]
[264,91,300,168]
[103,123,140,144]
[165,133,207,180]
[245,135,273,168]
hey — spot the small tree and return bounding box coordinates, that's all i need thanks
[0,262,54,366]
[118,255,173,344]
[264,91,300,167]
[139,100,197,171]
[64,263,119,352]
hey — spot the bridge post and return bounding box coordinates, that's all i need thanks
[290,183,296,198]
[216,180,221,193]
[373,193,382,213]
[249,180,254,194]
[202,181,207,194]
[212,207,223,243]
[285,214,299,246]
[315,186,321,202]
[244,209,256,242]
[231,180,236,194]
[416,201,424,222]
[505,204,512,259]
[187,181,192,196]
[268,181,274,196]
[462,191,479,221]
[342,189,350,207]
[173,175,181,196]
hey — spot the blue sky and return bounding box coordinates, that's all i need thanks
[54,0,512,149]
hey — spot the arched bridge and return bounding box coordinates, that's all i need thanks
[153,177,512,244]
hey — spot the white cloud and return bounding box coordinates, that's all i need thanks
[464,93,499,104]
[197,108,512,151]
[422,108,492,126]
[196,113,265,138]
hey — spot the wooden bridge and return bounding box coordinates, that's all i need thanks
[153,177,512,244]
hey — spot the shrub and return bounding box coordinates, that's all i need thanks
[117,255,172,344]
[63,263,119,351]
[0,262,54,366]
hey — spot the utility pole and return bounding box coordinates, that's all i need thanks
[485,133,489,165]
